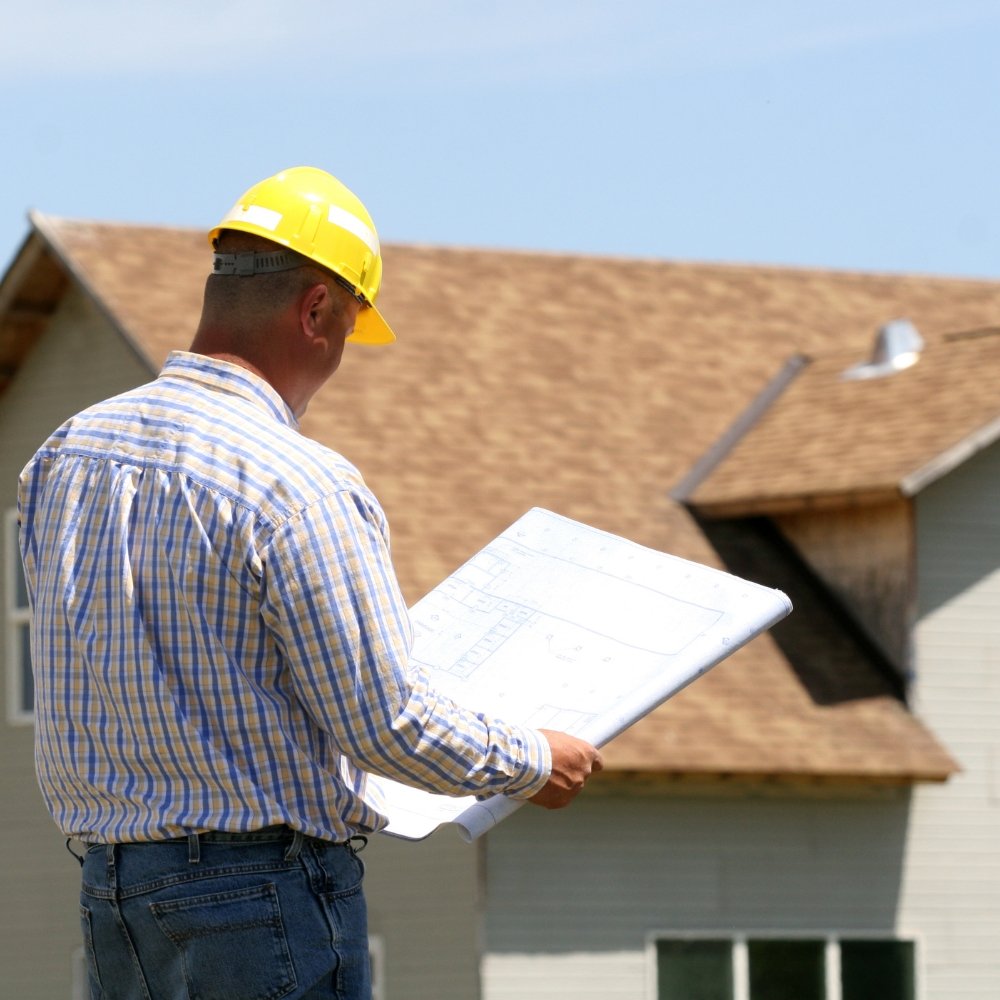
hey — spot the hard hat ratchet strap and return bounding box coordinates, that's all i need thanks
[213,248,367,305]
[212,250,301,276]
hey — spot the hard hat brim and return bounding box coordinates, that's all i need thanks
[347,302,396,345]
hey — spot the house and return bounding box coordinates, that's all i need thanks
[1,211,998,998]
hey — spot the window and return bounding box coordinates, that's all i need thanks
[840,940,915,1000]
[656,934,915,1000]
[4,508,33,724]
[369,934,386,1000]
[72,947,88,1000]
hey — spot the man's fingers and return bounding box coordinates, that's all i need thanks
[529,730,603,809]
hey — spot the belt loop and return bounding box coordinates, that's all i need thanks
[283,830,305,862]
[105,844,118,892]
[187,831,201,865]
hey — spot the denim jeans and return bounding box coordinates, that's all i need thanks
[78,828,371,1000]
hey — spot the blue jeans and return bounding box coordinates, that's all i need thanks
[78,828,371,1000]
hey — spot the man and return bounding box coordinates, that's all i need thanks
[18,166,602,1000]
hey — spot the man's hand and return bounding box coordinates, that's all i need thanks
[528,729,603,809]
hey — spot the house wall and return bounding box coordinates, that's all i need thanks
[475,439,1000,1000]
[776,500,913,673]
[901,441,1000,999]
[0,285,152,999]
[5,274,993,1000]
[481,787,912,999]
[363,828,482,1000]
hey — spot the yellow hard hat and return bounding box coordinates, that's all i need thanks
[209,166,395,345]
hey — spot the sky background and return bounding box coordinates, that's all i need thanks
[2,1,998,280]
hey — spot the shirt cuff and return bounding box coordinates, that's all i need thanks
[500,725,552,801]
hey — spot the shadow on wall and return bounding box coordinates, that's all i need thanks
[483,791,912,954]
[696,516,907,706]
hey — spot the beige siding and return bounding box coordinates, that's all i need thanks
[482,790,913,999]
[900,441,1000,999]
[364,828,482,1000]
[0,287,153,999]
[480,443,1000,1000]
[776,500,913,671]
[483,951,648,1000]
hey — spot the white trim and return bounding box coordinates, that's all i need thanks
[71,947,88,1000]
[369,933,386,1000]
[4,508,33,725]
[901,414,1000,496]
[825,937,841,1000]
[732,938,749,1000]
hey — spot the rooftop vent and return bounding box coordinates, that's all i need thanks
[842,318,924,381]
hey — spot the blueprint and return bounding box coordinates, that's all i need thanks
[365,508,792,841]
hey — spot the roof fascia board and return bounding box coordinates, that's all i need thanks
[671,353,810,504]
[901,414,1000,496]
[28,211,159,377]
[690,486,902,519]
[0,228,46,317]
[593,768,953,787]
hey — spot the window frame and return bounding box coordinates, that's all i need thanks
[369,933,386,1000]
[71,946,88,1000]
[4,507,33,725]
[648,928,922,1000]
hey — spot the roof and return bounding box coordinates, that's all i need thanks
[7,212,985,784]
[614,516,952,784]
[684,326,1000,516]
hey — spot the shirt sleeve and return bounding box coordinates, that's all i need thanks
[259,487,552,801]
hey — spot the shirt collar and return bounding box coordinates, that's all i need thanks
[160,351,299,429]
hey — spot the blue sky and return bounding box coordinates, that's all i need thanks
[2,1,998,279]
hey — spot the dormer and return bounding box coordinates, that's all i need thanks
[676,323,1000,688]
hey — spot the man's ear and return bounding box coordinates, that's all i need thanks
[299,282,330,338]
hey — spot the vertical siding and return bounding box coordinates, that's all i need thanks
[483,789,912,1000]
[900,441,1000,999]
[0,287,153,1000]
[776,500,913,671]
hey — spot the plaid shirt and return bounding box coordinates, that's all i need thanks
[18,352,550,843]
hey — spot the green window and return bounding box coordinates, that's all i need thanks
[841,939,915,1000]
[657,939,732,1000]
[656,935,915,1000]
[748,939,826,1000]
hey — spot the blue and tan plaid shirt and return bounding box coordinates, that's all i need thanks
[18,351,550,843]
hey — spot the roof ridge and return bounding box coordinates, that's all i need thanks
[26,215,1000,281]
[671,354,810,504]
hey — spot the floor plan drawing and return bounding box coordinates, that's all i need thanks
[365,509,792,841]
